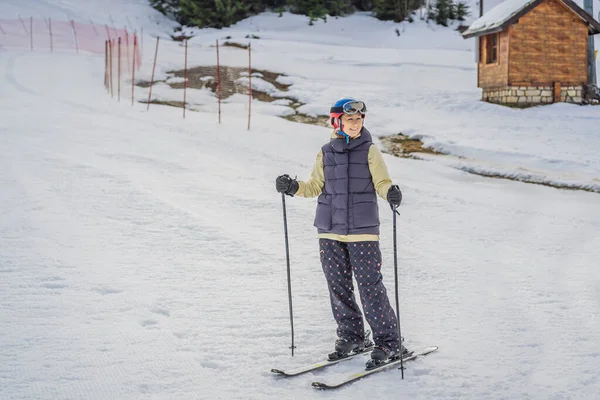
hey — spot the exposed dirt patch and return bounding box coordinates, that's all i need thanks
[135,79,153,88]
[222,41,249,49]
[163,66,294,100]
[137,65,324,124]
[283,114,331,127]
[141,99,186,108]
[379,133,445,158]
[171,34,193,42]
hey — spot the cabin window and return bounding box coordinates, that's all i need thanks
[486,34,498,64]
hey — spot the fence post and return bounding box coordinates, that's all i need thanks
[19,15,28,34]
[109,14,118,38]
[71,20,79,53]
[136,33,142,70]
[110,39,114,98]
[49,18,53,52]
[105,40,108,90]
[216,39,221,124]
[147,37,159,110]
[248,42,252,131]
[132,35,137,106]
[118,37,121,102]
[89,19,99,35]
[125,28,130,73]
[183,39,188,118]
[141,26,144,59]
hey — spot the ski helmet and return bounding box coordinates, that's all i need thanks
[329,98,367,129]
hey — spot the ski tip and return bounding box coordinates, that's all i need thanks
[411,346,438,358]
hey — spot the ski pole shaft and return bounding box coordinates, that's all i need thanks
[282,193,296,356]
[392,204,404,378]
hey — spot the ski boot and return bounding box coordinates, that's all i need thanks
[365,344,411,370]
[328,332,374,361]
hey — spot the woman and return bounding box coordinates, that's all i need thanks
[275,98,405,368]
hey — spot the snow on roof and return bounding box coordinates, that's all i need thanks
[463,0,537,37]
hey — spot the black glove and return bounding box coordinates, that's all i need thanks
[387,185,402,207]
[276,174,299,196]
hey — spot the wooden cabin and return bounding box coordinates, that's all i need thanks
[462,0,600,105]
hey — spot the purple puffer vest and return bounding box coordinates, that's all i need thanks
[314,128,380,235]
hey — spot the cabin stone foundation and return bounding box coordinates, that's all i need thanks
[482,85,583,105]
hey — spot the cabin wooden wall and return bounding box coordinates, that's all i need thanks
[508,0,588,85]
[478,31,510,88]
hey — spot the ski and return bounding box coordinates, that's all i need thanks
[311,346,438,390]
[270,345,374,377]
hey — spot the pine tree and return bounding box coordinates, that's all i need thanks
[433,0,452,26]
[448,0,456,20]
[351,0,374,11]
[455,1,470,21]
[149,0,181,18]
[373,0,409,22]
[289,0,328,21]
[325,0,353,16]
[178,0,253,28]
[288,0,353,22]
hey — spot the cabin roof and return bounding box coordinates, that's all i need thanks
[462,0,600,39]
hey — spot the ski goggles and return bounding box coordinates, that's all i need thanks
[342,100,367,115]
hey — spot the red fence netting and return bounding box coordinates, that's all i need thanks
[0,17,139,62]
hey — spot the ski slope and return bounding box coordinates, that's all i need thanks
[1,1,600,399]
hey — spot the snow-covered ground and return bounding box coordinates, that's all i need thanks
[1,1,600,399]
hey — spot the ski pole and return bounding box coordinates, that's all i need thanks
[392,201,405,379]
[282,193,296,356]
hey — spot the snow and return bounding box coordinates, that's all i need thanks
[463,0,536,35]
[1,1,600,399]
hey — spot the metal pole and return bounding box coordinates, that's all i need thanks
[109,40,114,97]
[125,28,130,73]
[392,203,404,379]
[105,40,108,90]
[147,37,159,110]
[248,43,252,130]
[584,0,596,84]
[216,39,222,124]
[71,20,79,53]
[89,19,99,36]
[19,15,28,35]
[49,18,53,52]
[118,37,121,102]
[282,194,296,356]
[183,39,188,118]
[141,26,144,59]
[132,35,137,106]
[109,14,118,38]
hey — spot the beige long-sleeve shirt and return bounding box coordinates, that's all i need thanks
[295,139,393,242]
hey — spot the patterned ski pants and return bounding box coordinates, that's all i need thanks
[319,239,400,350]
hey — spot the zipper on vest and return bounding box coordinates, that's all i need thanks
[346,154,350,235]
